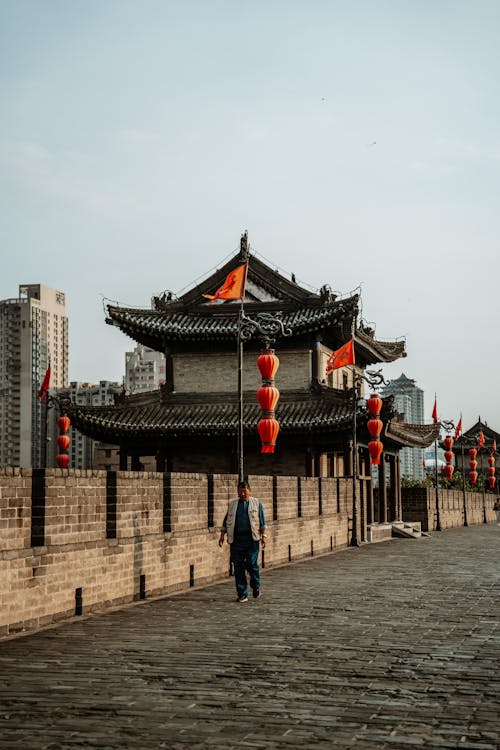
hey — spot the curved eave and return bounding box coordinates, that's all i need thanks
[385,420,440,448]
[106,296,359,347]
[354,330,406,365]
[66,395,357,442]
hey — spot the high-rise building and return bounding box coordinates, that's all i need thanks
[381,373,425,479]
[56,381,122,469]
[125,345,165,394]
[0,285,68,467]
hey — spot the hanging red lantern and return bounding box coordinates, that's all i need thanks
[444,450,454,463]
[257,418,280,453]
[468,447,477,459]
[257,350,280,381]
[57,415,71,434]
[367,418,383,437]
[257,385,280,412]
[469,459,477,471]
[56,453,70,469]
[368,439,383,465]
[488,456,495,467]
[488,467,495,477]
[488,476,496,489]
[443,435,454,451]
[443,464,454,480]
[469,470,478,485]
[367,394,382,417]
[256,349,280,453]
[57,434,71,451]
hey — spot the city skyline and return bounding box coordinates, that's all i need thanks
[1,1,499,430]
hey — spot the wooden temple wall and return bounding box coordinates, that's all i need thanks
[0,468,356,638]
[402,486,497,531]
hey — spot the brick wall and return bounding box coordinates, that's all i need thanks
[1,468,358,637]
[402,486,497,531]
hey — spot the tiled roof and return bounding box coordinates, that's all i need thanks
[106,297,358,344]
[385,419,440,448]
[67,390,355,441]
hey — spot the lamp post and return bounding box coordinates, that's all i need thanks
[350,368,385,547]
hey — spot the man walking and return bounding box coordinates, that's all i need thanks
[219,480,267,602]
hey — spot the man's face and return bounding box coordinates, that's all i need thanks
[238,486,251,500]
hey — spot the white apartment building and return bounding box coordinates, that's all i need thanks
[381,373,425,480]
[125,345,165,394]
[0,285,68,467]
[56,381,122,469]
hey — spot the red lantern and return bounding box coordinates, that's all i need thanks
[57,415,71,433]
[469,470,478,485]
[368,439,383,465]
[56,453,70,469]
[443,464,454,480]
[367,418,383,437]
[443,435,454,451]
[367,394,382,417]
[469,460,477,471]
[488,456,495,467]
[257,418,280,454]
[444,450,454,463]
[488,476,496,489]
[488,467,495,477]
[257,385,280,412]
[468,447,477,459]
[57,434,71,451]
[257,350,280,381]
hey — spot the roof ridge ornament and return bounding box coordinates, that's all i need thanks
[240,230,250,261]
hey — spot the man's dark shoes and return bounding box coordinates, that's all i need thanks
[252,588,260,599]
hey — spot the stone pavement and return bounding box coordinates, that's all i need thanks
[0,525,499,750]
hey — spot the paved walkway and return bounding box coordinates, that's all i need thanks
[1,525,499,750]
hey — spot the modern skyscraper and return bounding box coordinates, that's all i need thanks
[125,344,166,394]
[381,373,425,479]
[0,285,68,467]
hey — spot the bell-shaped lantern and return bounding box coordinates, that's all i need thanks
[468,447,477,459]
[444,450,454,463]
[443,463,454,480]
[57,415,71,434]
[488,456,495,467]
[469,470,478,485]
[57,434,71,451]
[257,418,280,454]
[488,476,496,489]
[488,467,495,477]
[367,394,382,417]
[469,459,477,471]
[56,453,70,469]
[367,418,383,437]
[368,439,383,465]
[443,435,454,451]
[257,350,280,382]
[257,385,280,413]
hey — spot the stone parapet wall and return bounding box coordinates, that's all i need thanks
[402,486,496,531]
[0,468,355,637]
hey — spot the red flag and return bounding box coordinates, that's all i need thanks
[491,440,497,455]
[325,340,355,375]
[478,430,485,449]
[37,366,51,402]
[454,417,462,440]
[431,399,438,424]
[203,263,247,302]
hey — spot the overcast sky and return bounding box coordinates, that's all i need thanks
[1,0,499,432]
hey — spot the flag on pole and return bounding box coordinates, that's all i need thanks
[203,263,247,302]
[431,398,438,424]
[478,430,485,449]
[454,416,462,440]
[37,366,51,402]
[325,339,355,375]
[491,439,497,455]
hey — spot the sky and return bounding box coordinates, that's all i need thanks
[1,0,499,432]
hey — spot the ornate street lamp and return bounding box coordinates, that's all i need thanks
[350,368,386,547]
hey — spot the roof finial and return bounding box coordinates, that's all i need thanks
[240,230,249,260]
